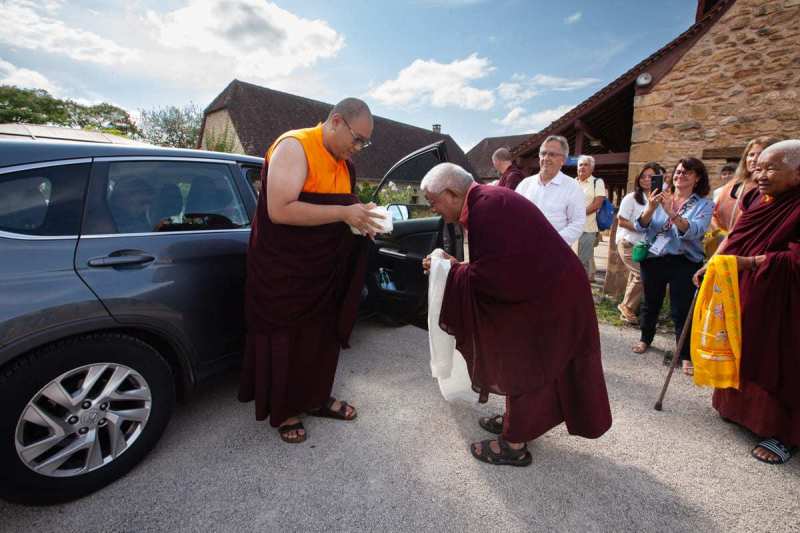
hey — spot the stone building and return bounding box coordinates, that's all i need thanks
[504,0,800,296]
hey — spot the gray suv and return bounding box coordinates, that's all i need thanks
[0,138,455,504]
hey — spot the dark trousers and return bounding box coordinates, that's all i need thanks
[639,254,700,360]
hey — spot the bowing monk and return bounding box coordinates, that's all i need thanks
[693,139,800,465]
[238,98,383,443]
[421,163,612,466]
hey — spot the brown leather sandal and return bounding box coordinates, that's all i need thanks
[278,421,306,444]
[478,414,504,435]
[308,397,357,421]
[470,438,532,467]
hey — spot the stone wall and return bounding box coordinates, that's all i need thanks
[199,109,245,154]
[629,0,800,191]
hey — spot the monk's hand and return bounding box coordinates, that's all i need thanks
[692,264,707,287]
[422,255,431,274]
[343,203,383,238]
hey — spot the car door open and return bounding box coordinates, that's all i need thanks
[364,141,464,327]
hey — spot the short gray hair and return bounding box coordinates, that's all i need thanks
[541,135,569,159]
[578,155,595,168]
[420,163,475,195]
[492,147,512,162]
[761,139,800,169]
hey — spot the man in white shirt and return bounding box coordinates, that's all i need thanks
[515,135,586,245]
[575,155,607,278]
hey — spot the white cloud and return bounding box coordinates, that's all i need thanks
[565,11,582,24]
[495,73,598,107]
[494,104,575,133]
[146,0,344,79]
[0,58,60,95]
[369,53,495,111]
[0,1,139,65]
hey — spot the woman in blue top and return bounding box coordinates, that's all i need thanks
[631,157,714,375]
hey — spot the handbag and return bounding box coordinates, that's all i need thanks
[631,240,650,262]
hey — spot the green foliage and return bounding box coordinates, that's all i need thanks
[355,181,377,203]
[356,180,415,206]
[376,181,414,206]
[138,103,202,148]
[0,85,138,136]
[204,123,237,153]
[1,86,71,125]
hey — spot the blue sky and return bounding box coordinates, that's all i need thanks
[0,0,697,150]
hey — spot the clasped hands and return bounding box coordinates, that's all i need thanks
[422,251,458,274]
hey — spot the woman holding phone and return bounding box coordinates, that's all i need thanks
[631,158,714,375]
[615,162,664,323]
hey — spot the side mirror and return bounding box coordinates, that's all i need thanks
[386,204,409,221]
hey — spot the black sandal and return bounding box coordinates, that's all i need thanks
[278,421,306,444]
[751,438,794,465]
[470,437,532,467]
[308,397,357,421]
[478,414,504,435]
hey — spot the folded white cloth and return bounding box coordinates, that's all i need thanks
[349,205,393,235]
[427,249,475,402]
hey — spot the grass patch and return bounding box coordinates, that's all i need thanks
[593,289,675,334]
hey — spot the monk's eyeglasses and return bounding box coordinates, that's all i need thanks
[340,116,372,150]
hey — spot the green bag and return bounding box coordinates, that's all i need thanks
[631,241,650,263]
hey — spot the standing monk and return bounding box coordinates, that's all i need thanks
[694,140,800,464]
[238,98,383,443]
[492,147,524,190]
[421,163,612,466]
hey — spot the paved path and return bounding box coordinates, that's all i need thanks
[2,322,798,532]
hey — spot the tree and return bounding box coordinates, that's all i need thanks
[0,85,138,137]
[0,86,70,125]
[66,101,139,137]
[138,104,202,148]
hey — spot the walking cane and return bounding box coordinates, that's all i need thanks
[653,288,699,411]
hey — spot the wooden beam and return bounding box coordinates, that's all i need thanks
[592,152,630,166]
[702,146,744,160]
[574,128,585,156]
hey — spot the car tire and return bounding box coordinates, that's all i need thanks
[0,333,175,505]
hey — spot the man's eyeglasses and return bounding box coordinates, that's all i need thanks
[340,116,372,150]
[539,150,564,158]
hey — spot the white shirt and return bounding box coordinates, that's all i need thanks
[515,170,586,245]
[577,175,607,233]
[616,192,648,245]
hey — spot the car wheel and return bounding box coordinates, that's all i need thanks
[0,333,175,505]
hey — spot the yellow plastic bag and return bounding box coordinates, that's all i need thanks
[690,255,742,389]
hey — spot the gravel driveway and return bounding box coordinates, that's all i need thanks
[1,321,798,532]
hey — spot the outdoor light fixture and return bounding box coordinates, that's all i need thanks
[635,72,653,87]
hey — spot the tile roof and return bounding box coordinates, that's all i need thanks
[201,80,475,181]
[466,134,532,179]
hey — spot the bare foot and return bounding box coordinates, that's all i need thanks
[632,341,649,354]
[329,399,356,419]
[682,360,694,376]
[472,439,525,455]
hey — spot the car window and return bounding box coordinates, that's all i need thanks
[0,163,89,236]
[83,161,249,235]
[242,165,261,195]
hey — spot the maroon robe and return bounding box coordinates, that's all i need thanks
[497,164,524,190]
[440,185,611,439]
[238,161,368,425]
[713,186,800,445]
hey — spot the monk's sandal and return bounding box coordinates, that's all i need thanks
[470,437,532,467]
[752,438,793,465]
[478,414,504,435]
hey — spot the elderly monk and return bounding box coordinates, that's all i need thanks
[238,98,383,443]
[421,163,612,466]
[694,139,800,465]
